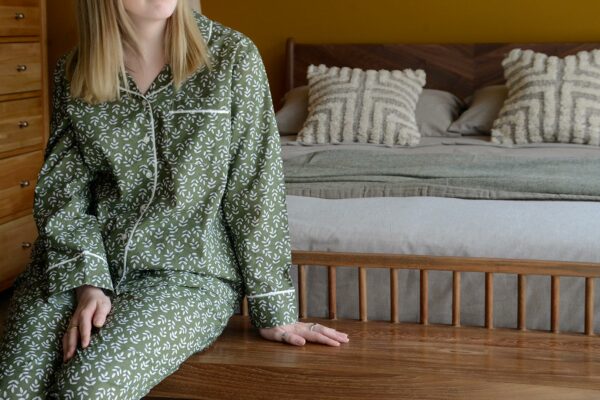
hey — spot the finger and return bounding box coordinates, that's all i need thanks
[300,330,342,346]
[312,324,349,342]
[64,322,80,362]
[282,332,306,346]
[78,306,95,349]
[93,299,111,328]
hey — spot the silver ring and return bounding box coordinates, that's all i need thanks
[309,323,318,332]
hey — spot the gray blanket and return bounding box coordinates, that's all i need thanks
[283,150,600,200]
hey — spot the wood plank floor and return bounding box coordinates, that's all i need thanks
[145,315,600,400]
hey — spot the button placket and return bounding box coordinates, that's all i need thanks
[115,88,161,294]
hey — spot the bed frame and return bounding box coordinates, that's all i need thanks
[145,40,600,399]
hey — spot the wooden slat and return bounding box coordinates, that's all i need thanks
[242,296,248,316]
[328,265,337,320]
[391,268,399,323]
[452,271,461,327]
[586,277,594,336]
[551,276,560,333]
[291,250,600,278]
[299,264,307,319]
[485,272,494,329]
[420,270,428,325]
[518,275,526,331]
[359,267,367,321]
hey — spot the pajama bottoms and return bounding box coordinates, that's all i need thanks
[0,259,243,400]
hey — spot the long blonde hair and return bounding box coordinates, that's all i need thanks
[65,0,212,104]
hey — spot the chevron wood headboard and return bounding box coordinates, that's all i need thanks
[284,38,600,99]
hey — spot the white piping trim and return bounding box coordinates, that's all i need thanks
[208,20,213,43]
[47,251,107,272]
[246,288,296,299]
[168,109,229,115]
[116,90,159,294]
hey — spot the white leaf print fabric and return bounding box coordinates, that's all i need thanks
[25,10,298,329]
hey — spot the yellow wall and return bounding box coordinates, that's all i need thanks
[47,1,600,111]
[202,0,600,110]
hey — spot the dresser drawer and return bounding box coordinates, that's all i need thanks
[0,0,41,37]
[0,97,43,156]
[0,150,42,219]
[0,213,37,291]
[0,42,41,95]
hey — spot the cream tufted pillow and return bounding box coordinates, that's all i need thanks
[492,48,600,146]
[296,64,426,146]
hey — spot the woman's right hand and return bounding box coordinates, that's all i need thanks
[62,285,112,362]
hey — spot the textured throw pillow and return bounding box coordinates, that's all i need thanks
[276,85,464,137]
[448,85,508,135]
[296,64,426,146]
[491,48,600,145]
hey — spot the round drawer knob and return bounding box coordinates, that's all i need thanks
[16,64,27,72]
[21,242,32,249]
[20,180,30,188]
[15,12,25,20]
[19,120,29,128]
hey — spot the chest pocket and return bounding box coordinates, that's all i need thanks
[163,104,231,141]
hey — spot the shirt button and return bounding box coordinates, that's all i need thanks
[121,233,128,241]
[142,136,150,144]
[146,171,153,179]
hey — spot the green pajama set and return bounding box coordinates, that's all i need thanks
[0,10,298,400]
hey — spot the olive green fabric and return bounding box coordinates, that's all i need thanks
[0,260,240,399]
[0,10,298,399]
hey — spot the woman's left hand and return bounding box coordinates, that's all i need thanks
[259,322,350,346]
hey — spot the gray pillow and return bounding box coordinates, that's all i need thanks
[448,85,508,135]
[275,85,309,135]
[276,85,464,137]
[415,89,465,137]
[492,48,600,145]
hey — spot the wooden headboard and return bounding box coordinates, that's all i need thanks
[285,39,600,98]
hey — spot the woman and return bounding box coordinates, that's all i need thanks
[0,1,349,398]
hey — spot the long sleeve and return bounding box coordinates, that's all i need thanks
[221,38,299,329]
[34,54,113,303]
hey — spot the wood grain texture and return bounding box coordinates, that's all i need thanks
[145,315,600,400]
[286,38,600,98]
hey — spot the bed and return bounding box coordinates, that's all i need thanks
[271,40,600,334]
[146,40,600,399]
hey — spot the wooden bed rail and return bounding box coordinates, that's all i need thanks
[240,251,600,335]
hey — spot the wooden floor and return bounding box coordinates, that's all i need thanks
[145,315,600,400]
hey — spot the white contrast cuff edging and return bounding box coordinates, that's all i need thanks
[47,250,107,272]
[246,288,296,299]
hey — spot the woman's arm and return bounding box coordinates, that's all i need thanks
[34,53,114,303]
[221,37,298,329]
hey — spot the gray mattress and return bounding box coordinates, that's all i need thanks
[276,135,600,333]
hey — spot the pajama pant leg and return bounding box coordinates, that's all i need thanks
[0,265,241,400]
[47,280,240,399]
[0,262,74,400]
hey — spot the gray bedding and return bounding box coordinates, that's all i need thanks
[281,136,600,200]
[276,135,600,333]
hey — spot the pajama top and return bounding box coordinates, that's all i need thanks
[32,10,298,329]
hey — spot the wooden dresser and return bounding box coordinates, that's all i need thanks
[0,0,48,291]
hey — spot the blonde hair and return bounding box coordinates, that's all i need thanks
[65,0,212,104]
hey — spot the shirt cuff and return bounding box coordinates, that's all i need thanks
[46,250,114,304]
[246,288,299,328]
